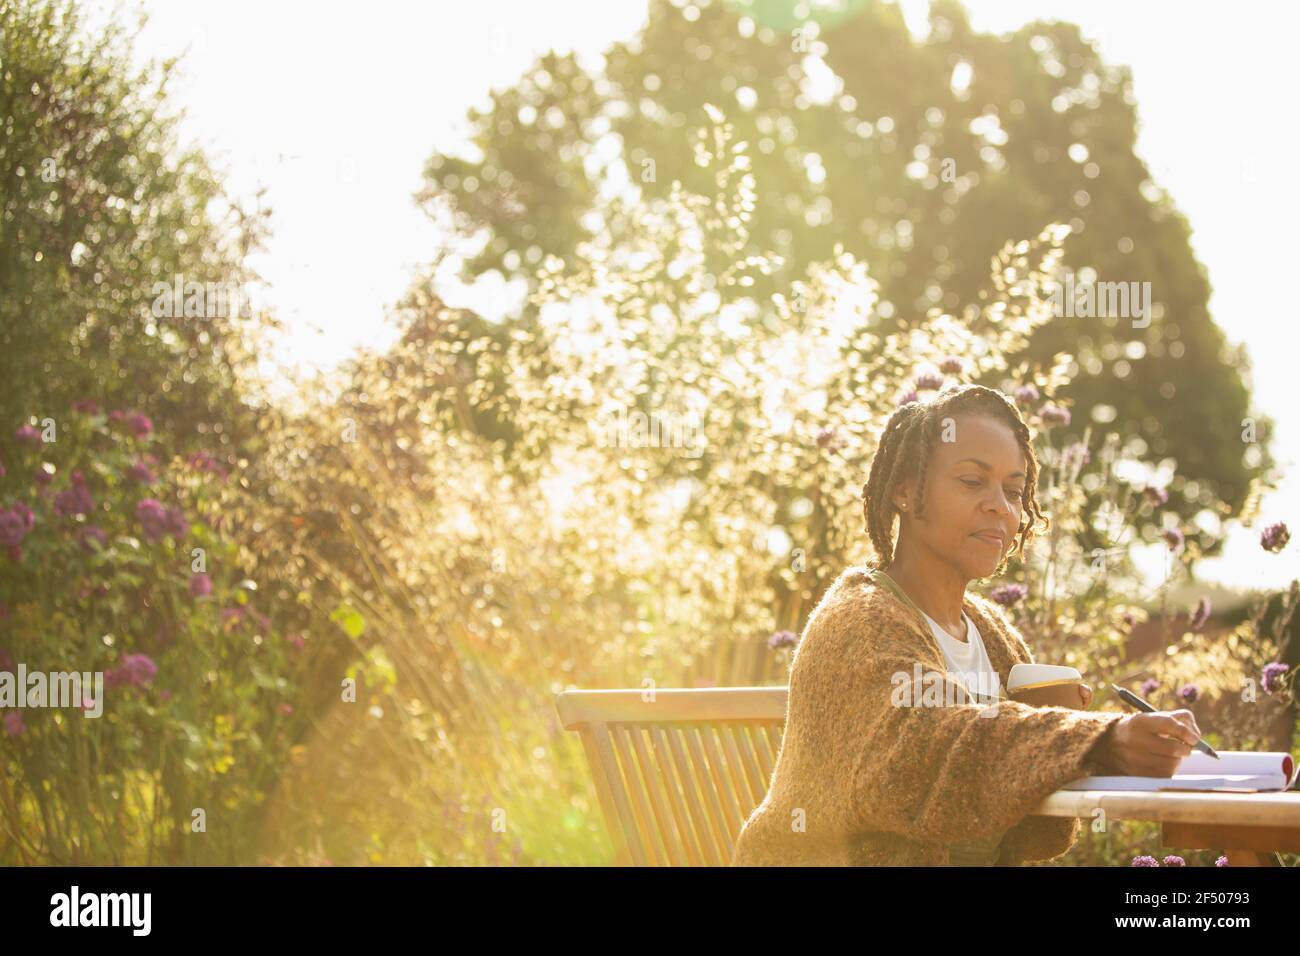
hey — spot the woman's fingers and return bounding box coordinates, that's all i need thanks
[1140,733,1195,759]
[1169,708,1202,736]
[1146,713,1200,747]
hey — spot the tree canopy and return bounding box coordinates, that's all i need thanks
[419,0,1274,547]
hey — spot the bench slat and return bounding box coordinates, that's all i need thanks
[648,725,707,866]
[609,724,663,866]
[664,727,726,865]
[556,687,790,866]
[699,724,745,842]
[627,725,690,866]
[684,725,736,862]
[751,723,777,784]
[589,722,646,866]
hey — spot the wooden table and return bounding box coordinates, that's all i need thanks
[1033,789,1300,865]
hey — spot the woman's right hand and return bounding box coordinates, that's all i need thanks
[1091,710,1201,776]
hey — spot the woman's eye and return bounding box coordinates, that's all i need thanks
[963,478,1025,500]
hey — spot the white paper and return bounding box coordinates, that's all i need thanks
[1062,751,1297,792]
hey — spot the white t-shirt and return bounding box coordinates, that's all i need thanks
[919,608,1001,702]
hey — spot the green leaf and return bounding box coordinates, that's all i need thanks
[330,602,366,639]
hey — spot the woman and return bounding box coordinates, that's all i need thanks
[730,384,1202,866]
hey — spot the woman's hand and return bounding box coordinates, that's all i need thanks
[1089,710,1201,776]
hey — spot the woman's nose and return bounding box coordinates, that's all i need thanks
[985,490,1014,515]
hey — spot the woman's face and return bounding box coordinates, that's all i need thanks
[892,413,1029,580]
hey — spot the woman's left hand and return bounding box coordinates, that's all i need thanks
[1077,683,1094,709]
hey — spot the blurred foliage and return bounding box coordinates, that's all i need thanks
[0,408,301,864]
[0,0,273,465]
[421,0,1277,557]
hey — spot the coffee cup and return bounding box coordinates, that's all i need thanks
[1007,663,1087,709]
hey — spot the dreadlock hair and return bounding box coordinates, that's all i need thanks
[861,383,1049,574]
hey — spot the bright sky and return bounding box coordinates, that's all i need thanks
[113,0,1298,593]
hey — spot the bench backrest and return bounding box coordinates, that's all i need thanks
[555,687,788,866]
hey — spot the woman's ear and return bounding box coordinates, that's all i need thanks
[892,480,915,513]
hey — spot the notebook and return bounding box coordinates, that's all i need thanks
[1062,750,1298,792]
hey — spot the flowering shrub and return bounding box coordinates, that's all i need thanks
[0,405,301,864]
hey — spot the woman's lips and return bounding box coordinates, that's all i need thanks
[971,533,1004,547]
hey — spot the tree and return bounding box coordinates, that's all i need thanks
[418,0,1276,557]
[0,0,270,461]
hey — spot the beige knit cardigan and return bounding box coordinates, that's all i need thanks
[730,565,1123,866]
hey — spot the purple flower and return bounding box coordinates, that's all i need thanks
[1139,677,1159,697]
[165,506,189,540]
[54,471,94,518]
[1143,485,1169,506]
[187,451,228,477]
[1190,597,1212,632]
[15,424,41,446]
[0,647,15,674]
[1013,384,1040,405]
[128,412,153,438]
[913,370,944,391]
[1262,662,1290,695]
[1039,403,1071,427]
[126,461,156,484]
[1162,527,1184,552]
[75,525,108,552]
[990,583,1028,607]
[136,498,169,542]
[3,711,25,737]
[1260,522,1290,553]
[105,653,157,689]
[1161,855,1185,866]
[1215,856,1229,867]
[285,632,306,650]
[71,399,100,415]
[35,465,53,487]
[939,356,964,375]
[13,502,34,532]
[815,428,846,452]
[188,572,213,598]
[1060,441,1091,470]
[767,630,798,649]
[1178,683,1199,704]
[1131,855,1159,867]
[897,390,919,407]
[0,509,28,548]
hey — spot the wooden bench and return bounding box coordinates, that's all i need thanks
[555,686,786,866]
[558,686,1300,865]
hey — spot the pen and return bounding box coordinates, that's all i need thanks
[1112,685,1219,759]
